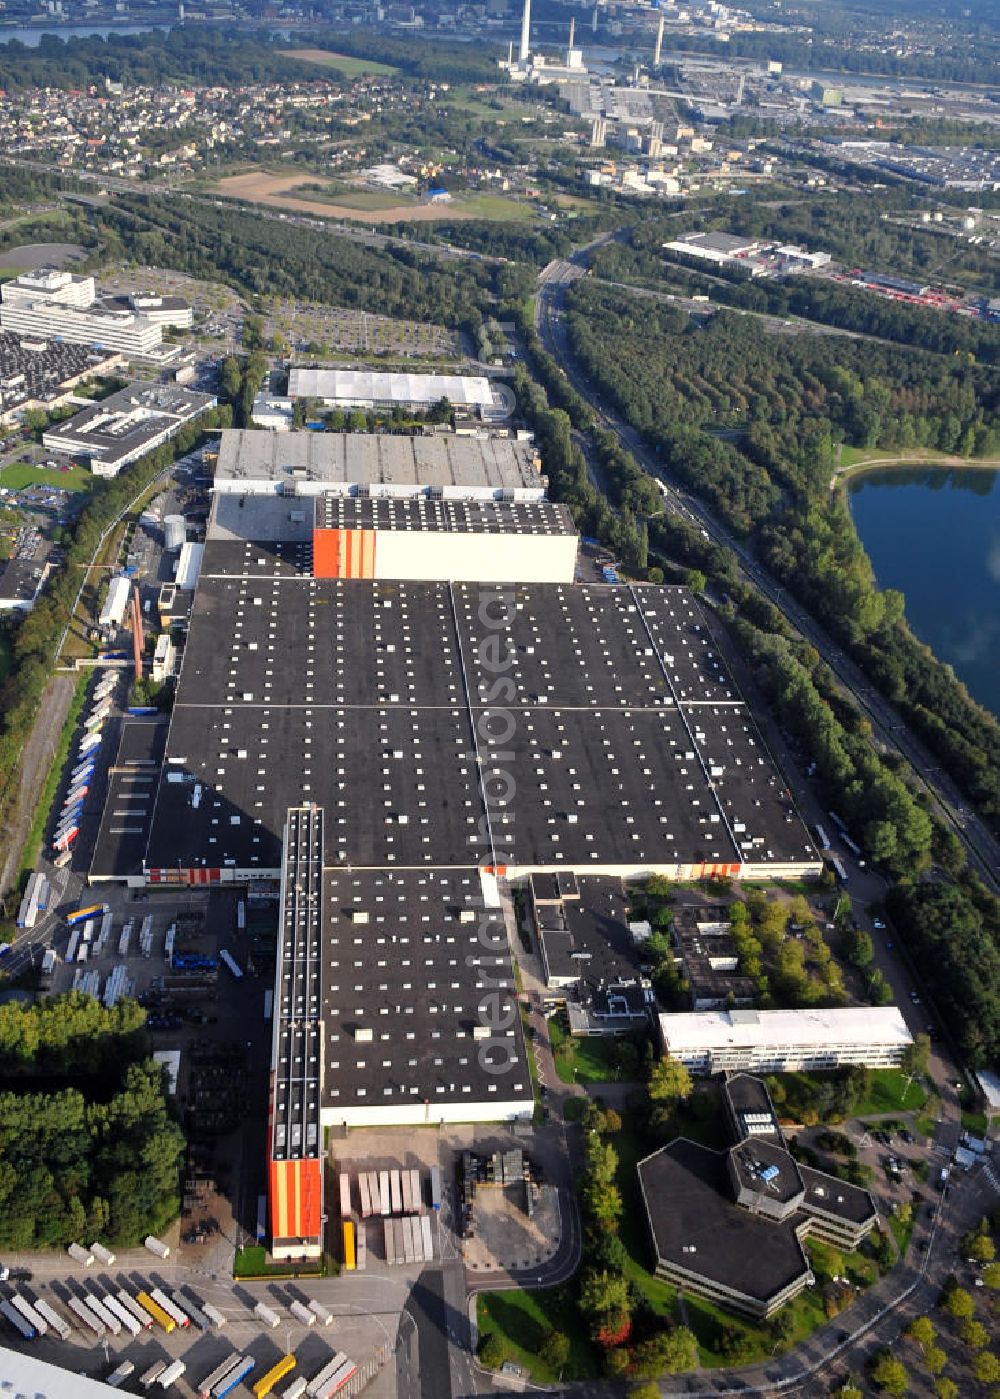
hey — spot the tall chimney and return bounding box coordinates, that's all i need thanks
[569,15,575,48]
[592,2,598,32]
[519,0,531,63]
[654,12,664,67]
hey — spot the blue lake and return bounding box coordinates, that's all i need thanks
[848,465,1000,718]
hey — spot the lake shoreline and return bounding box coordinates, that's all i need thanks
[847,463,1000,719]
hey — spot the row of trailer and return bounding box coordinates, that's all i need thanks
[382,1214,434,1267]
[15,871,49,929]
[347,1164,441,1220]
[1,1288,359,1397]
[52,671,119,860]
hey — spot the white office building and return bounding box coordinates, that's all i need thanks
[659,1006,913,1075]
[0,268,167,358]
[1,268,96,309]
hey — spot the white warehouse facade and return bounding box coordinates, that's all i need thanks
[659,1006,913,1075]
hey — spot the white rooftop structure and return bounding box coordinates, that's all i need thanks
[213,429,546,500]
[660,1005,913,1074]
[174,540,204,592]
[0,1344,128,1395]
[287,368,494,411]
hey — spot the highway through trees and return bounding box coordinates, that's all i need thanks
[534,256,1000,894]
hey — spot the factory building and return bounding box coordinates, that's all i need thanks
[287,367,495,414]
[78,425,821,1256]
[42,382,217,476]
[269,805,325,1259]
[211,428,546,501]
[98,573,132,630]
[659,1006,913,1075]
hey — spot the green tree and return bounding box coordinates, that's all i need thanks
[959,1318,989,1350]
[660,1326,700,1374]
[478,1334,508,1370]
[768,1309,796,1352]
[933,1380,957,1399]
[844,926,874,968]
[941,1286,975,1320]
[872,1350,909,1395]
[219,354,242,400]
[923,1346,946,1377]
[973,1353,1000,1385]
[963,1223,995,1263]
[648,1054,693,1102]
[905,1315,935,1349]
[981,1261,1000,1289]
[900,1033,931,1083]
[538,1329,570,1374]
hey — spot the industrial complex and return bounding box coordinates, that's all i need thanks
[61,425,820,1254]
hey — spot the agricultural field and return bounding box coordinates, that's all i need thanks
[212,169,535,224]
[287,47,399,77]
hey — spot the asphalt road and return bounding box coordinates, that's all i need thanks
[534,255,1000,894]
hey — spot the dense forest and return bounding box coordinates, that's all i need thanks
[92,196,533,334]
[0,28,316,90]
[0,995,183,1248]
[563,284,1000,838]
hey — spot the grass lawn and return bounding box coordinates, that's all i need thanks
[18,670,89,877]
[0,461,92,492]
[288,47,399,76]
[299,186,419,211]
[852,1070,929,1117]
[476,1286,596,1382]
[888,1211,915,1259]
[450,193,535,222]
[548,1021,623,1085]
[961,1108,990,1136]
[234,1244,325,1279]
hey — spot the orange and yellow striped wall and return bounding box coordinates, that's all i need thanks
[269,1156,323,1243]
[313,528,377,579]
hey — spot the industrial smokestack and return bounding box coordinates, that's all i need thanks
[654,12,664,67]
[519,0,531,63]
[592,2,598,32]
[569,15,575,48]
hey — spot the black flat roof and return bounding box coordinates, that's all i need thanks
[90,719,167,878]
[725,1073,782,1136]
[44,382,215,465]
[320,866,530,1116]
[143,578,813,874]
[535,875,640,987]
[798,1166,877,1227]
[639,1139,811,1305]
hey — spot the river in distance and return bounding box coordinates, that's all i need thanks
[0,22,171,45]
[848,464,1000,719]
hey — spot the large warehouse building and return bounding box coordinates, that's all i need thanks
[287,367,495,413]
[83,426,821,1253]
[210,428,546,500]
